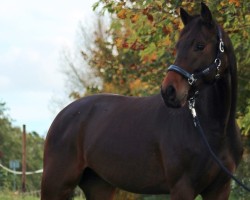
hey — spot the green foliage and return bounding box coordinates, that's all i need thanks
[92,0,250,130]
[0,102,44,192]
[95,0,250,132]
[231,137,250,199]
[63,2,250,125]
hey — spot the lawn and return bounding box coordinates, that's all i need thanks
[0,191,85,200]
[0,191,242,200]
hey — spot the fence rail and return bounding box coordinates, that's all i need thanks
[0,163,43,175]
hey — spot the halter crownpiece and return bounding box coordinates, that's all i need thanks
[167,25,224,86]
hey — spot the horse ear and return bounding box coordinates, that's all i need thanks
[201,2,213,24]
[180,7,192,25]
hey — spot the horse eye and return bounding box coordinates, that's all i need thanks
[195,43,205,51]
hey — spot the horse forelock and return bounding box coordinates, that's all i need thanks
[179,16,217,42]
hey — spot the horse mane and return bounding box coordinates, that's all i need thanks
[222,27,243,164]
[225,30,237,121]
[221,27,237,126]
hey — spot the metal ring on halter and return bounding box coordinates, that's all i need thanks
[219,39,224,52]
[214,58,221,67]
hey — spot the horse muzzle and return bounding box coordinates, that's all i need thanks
[161,85,188,108]
[161,72,190,108]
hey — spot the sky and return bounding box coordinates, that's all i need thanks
[0,0,98,136]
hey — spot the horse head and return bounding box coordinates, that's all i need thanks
[161,3,228,108]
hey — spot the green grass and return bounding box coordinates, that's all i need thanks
[0,191,242,200]
[0,191,85,200]
[0,192,39,200]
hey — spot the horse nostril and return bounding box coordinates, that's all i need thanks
[161,85,181,108]
[166,85,176,100]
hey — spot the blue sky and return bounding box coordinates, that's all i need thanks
[0,0,97,136]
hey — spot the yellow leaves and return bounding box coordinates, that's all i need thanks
[130,14,139,23]
[155,1,163,9]
[173,18,182,30]
[130,40,145,51]
[103,83,116,93]
[162,25,173,35]
[117,9,127,19]
[115,38,123,48]
[140,43,157,63]
[178,20,184,30]
[164,35,171,46]
[103,79,149,97]
[228,0,240,7]
[220,1,227,7]
[157,35,172,50]
[115,38,128,49]
[129,79,148,93]
[142,53,157,64]
[103,82,126,94]
[181,2,195,12]
[115,37,144,50]
[220,0,240,7]
[243,30,249,39]
[129,79,141,90]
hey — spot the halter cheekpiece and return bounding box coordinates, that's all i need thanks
[167,26,224,86]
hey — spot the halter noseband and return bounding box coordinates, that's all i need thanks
[167,26,224,86]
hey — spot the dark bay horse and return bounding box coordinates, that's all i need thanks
[41,3,242,200]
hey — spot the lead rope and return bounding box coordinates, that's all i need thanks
[188,97,250,192]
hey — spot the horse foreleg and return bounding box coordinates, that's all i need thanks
[169,176,196,200]
[201,160,235,200]
[201,180,231,200]
[78,168,116,200]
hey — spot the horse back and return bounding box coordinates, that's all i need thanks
[44,94,174,193]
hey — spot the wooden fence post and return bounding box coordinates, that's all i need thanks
[22,124,26,192]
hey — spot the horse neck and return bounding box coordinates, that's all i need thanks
[198,74,232,125]
[198,45,237,135]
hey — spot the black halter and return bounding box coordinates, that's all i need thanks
[167,26,225,86]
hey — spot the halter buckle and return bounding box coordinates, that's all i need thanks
[188,74,197,86]
[188,96,197,126]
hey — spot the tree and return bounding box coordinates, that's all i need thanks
[0,102,44,191]
[63,1,250,134]
[94,0,250,129]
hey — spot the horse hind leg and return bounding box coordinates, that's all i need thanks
[79,168,116,200]
[41,152,84,200]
